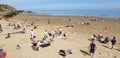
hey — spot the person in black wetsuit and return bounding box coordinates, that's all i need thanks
[111,36,117,49]
[89,40,96,58]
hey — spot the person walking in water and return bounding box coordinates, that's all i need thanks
[111,36,116,49]
[89,39,96,58]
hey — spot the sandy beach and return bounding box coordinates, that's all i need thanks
[0,12,120,58]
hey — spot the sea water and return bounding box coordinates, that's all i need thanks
[30,9,120,18]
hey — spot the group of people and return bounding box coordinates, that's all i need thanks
[90,33,110,43]
[7,22,26,33]
[89,34,117,58]
[30,27,67,51]
[1,19,118,58]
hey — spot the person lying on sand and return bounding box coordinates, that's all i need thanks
[58,49,66,57]
[66,24,74,28]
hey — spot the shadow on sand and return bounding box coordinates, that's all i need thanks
[80,50,90,56]
[102,45,120,52]
[102,45,112,49]
[116,48,120,52]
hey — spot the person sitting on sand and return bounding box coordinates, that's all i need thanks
[104,36,110,43]
[33,25,37,29]
[58,27,62,36]
[0,49,6,58]
[63,32,67,39]
[59,32,67,39]
[111,36,117,49]
[100,38,104,43]
[89,40,96,58]
[48,31,52,37]
[54,29,58,36]
[100,36,110,43]
[7,23,11,26]
[16,24,21,29]
[91,18,96,21]
[21,25,25,33]
[13,25,17,29]
[91,34,97,40]
[16,45,21,50]
[97,33,103,41]
[5,33,11,39]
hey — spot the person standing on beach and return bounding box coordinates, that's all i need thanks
[44,30,48,39]
[48,19,50,24]
[0,24,3,32]
[89,40,96,58]
[111,36,116,49]
[30,29,35,38]
[32,36,37,50]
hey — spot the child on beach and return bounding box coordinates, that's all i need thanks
[111,36,117,49]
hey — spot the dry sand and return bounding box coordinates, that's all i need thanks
[0,12,120,58]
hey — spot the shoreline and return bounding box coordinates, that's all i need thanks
[19,12,120,20]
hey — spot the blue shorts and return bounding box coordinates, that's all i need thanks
[90,49,95,53]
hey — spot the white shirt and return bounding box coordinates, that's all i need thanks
[30,31,35,37]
